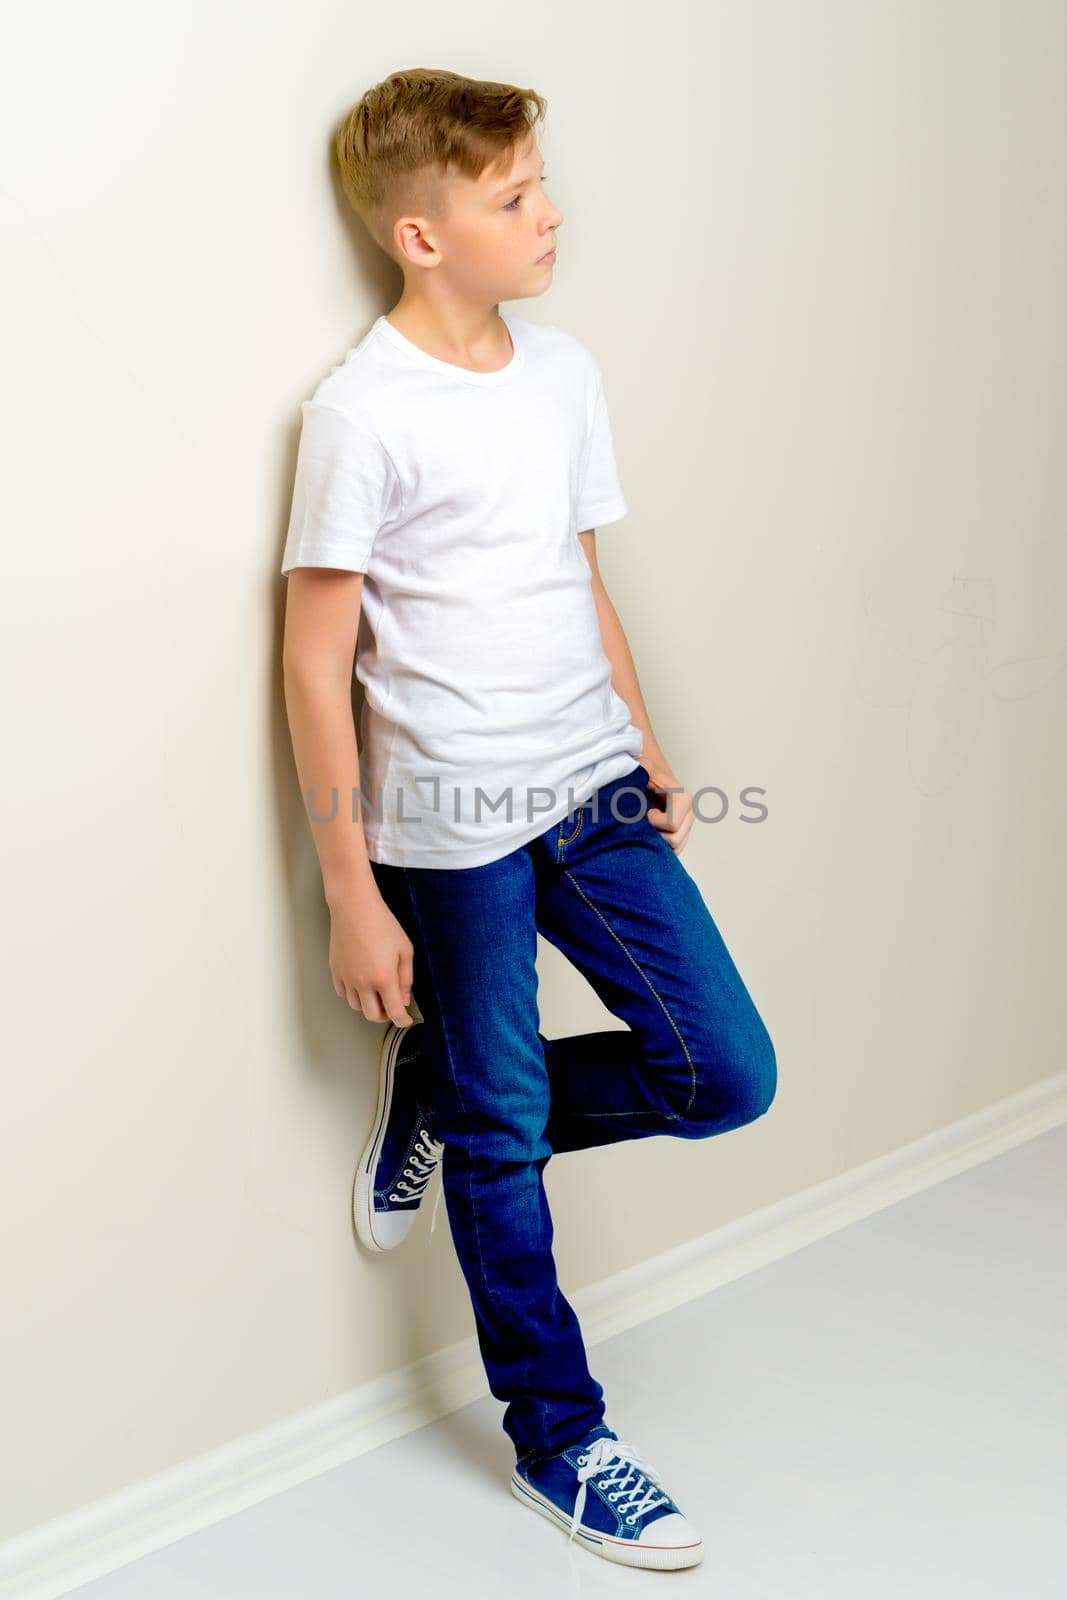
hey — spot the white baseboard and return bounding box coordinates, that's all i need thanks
[3,1072,1064,1600]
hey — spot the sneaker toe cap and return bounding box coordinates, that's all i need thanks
[369,1207,417,1248]
[637,1510,702,1549]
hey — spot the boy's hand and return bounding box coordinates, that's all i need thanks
[328,891,416,1028]
[642,762,694,855]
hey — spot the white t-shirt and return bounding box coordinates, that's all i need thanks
[280,311,644,869]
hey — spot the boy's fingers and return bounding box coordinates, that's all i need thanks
[356,987,384,1021]
[383,982,414,1029]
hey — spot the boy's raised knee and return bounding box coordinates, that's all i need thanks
[679,1019,777,1134]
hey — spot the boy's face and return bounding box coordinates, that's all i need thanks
[396,134,563,301]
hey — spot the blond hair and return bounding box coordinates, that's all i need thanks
[334,67,548,261]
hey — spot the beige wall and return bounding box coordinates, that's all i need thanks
[3,0,1065,1543]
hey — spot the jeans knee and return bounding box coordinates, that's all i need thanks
[680,1018,777,1132]
[745,1021,777,1121]
[456,1092,554,1168]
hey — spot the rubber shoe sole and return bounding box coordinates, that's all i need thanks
[353,1022,423,1252]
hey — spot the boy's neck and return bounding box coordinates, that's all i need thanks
[384,299,513,372]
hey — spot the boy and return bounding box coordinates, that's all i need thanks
[281,67,777,1572]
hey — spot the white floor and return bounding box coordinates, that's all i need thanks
[66,1126,1066,1598]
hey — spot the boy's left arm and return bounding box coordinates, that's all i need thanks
[578,530,694,854]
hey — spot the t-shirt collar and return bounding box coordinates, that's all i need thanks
[374,312,525,387]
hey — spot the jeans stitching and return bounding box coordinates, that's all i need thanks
[401,870,503,1313]
[571,1108,673,1117]
[557,806,586,854]
[561,866,698,1118]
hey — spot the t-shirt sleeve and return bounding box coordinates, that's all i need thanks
[280,400,400,575]
[574,366,628,532]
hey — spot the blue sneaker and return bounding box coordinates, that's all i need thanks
[511,1425,704,1570]
[353,1021,444,1252]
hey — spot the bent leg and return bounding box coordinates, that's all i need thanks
[532,768,778,1153]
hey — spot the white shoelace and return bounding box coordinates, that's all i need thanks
[569,1435,670,1544]
[388,1124,445,1232]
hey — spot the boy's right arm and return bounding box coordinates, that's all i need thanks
[282,568,415,1027]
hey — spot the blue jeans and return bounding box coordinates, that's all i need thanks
[369,762,777,1472]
